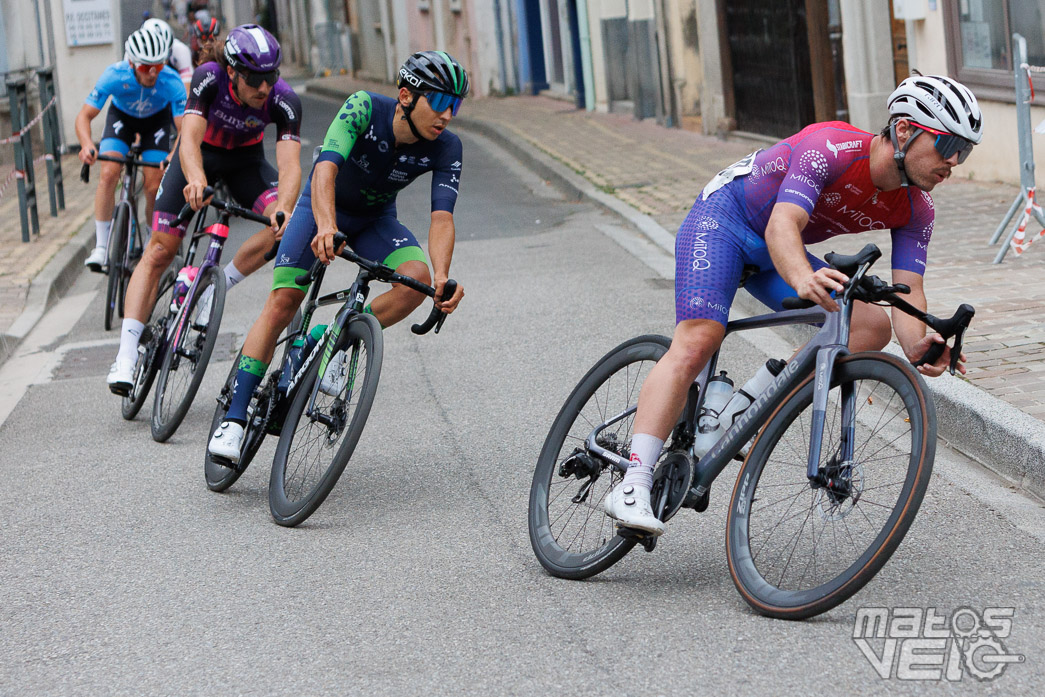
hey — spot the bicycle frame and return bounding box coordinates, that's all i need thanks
[281,264,375,413]
[168,209,231,349]
[108,149,146,272]
[583,301,862,499]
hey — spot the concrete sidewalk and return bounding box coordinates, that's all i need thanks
[0,153,96,365]
[308,75,1045,497]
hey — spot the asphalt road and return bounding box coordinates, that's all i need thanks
[1,90,1043,695]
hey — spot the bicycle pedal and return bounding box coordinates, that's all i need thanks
[616,525,658,552]
[210,453,246,474]
[684,487,710,512]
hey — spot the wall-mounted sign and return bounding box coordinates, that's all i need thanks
[63,0,114,47]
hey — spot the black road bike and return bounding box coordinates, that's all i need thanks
[204,231,456,529]
[80,146,160,331]
[528,244,974,620]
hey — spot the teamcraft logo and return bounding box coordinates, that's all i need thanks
[852,606,1024,682]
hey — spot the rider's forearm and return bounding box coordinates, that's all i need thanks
[764,218,812,289]
[74,109,95,151]
[892,290,929,360]
[311,162,339,233]
[274,143,302,214]
[179,121,206,183]
[427,212,455,279]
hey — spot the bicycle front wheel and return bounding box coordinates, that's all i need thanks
[269,313,383,527]
[726,353,935,620]
[104,205,129,331]
[528,335,671,580]
[151,267,226,442]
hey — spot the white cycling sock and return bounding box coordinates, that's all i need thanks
[622,433,664,492]
[223,262,246,290]
[95,220,112,248]
[116,318,145,364]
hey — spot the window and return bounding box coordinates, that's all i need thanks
[945,0,1045,101]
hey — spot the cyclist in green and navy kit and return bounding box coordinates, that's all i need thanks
[208,50,468,463]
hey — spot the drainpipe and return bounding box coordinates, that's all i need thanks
[494,0,509,93]
[575,0,595,111]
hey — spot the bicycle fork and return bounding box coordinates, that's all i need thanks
[806,346,858,499]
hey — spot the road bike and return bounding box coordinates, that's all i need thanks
[80,146,160,331]
[203,231,456,529]
[527,243,974,620]
[149,188,283,442]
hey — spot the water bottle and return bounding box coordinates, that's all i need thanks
[693,371,734,457]
[278,324,327,393]
[717,358,786,432]
[170,265,198,312]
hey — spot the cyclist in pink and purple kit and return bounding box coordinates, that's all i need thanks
[108,24,302,395]
[604,75,984,536]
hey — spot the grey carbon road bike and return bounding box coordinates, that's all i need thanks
[204,231,456,529]
[80,146,160,331]
[528,244,974,620]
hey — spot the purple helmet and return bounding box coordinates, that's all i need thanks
[223,24,281,72]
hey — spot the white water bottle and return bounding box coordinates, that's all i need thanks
[693,372,734,457]
[717,358,786,432]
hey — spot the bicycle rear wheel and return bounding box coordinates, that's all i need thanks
[528,335,671,580]
[726,353,935,620]
[104,205,129,331]
[151,267,226,442]
[269,313,383,527]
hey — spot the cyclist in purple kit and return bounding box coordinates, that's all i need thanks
[603,75,983,536]
[107,24,302,395]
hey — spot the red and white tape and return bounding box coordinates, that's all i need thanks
[0,96,57,146]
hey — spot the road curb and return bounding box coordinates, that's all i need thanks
[0,218,94,366]
[454,109,1045,500]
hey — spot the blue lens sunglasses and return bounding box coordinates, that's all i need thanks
[912,122,975,164]
[424,91,464,116]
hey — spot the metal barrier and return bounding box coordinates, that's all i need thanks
[1,67,64,242]
[989,34,1045,262]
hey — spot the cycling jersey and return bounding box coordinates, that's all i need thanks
[270,90,463,291]
[169,39,193,84]
[184,61,302,149]
[675,121,935,326]
[312,91,462,214]
[86,61,187,119]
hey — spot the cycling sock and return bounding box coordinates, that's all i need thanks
[622,433,664,492]
[116,318,146,364]
[226,355,268,423]
[95,220,112,248]
[223,262,246,291]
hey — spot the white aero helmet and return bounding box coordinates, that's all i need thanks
[125,28,169,65]
[142,18,174,59]
[887,75,983,144]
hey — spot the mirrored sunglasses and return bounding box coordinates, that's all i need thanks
[914,122,975,164]
[238,69,279,88]
[135,63,164,75]
[424,91,464,116]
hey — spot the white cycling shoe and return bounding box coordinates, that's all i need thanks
[85,246,107,273]
[106,358,136,395]
[603,482,666,536]
[208,421,244,464]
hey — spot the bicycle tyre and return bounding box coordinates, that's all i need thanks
[726,353,935,620]
[528,334,671,580]
[104,205,129,331]
[269,312,383,527]
[151,266,226,442]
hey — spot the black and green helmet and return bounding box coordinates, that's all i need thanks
[397,51,469,98]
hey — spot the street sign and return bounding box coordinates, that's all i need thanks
[62,0,114,47]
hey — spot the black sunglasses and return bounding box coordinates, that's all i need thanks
[912,122,975,164]
[238,68,279,88]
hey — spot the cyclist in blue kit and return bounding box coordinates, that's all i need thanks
[76,28,186,271]
[208,50,468,463]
